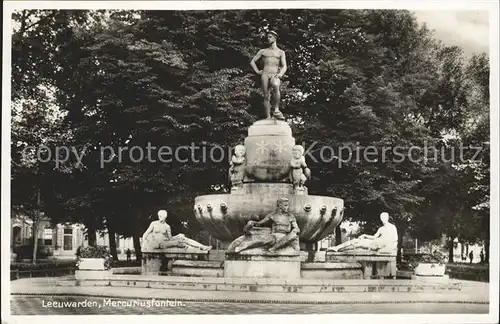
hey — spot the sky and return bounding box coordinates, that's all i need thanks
[412,11,489,58]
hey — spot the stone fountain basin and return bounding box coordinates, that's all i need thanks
[194,192,344,243]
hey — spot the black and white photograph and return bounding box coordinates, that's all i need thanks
[2,1,498,323]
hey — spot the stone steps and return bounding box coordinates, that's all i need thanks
[71,274,462,293]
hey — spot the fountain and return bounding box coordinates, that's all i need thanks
[191,119,349,278]
[68,32,463,298]
[140,31,397,281]
[194,119,345,249]
[140,118,357,279]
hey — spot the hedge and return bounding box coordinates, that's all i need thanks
[10,261,77,280]
[446,263,489,282]
[11,261,77,271]
[111,260,141,268]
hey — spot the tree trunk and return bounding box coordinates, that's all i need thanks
[31,188,41,265]
[20,11,27,37]
[31,221,39,265]
[396,228,404,264]
[108,229,118,261]
[18,11,27,84]
[448,236,454,263]
[133,234,142,261]
[335,226,342,245]
[86,220,97,246]
[484,239,489,264]
[395,221,405,264]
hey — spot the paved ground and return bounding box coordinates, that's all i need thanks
[10,276,490,303]
[10,295,489,315]
[8,276,490,315]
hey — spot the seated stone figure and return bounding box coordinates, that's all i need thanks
[142,210,212,251]
[227,198,300,253]
[328,212,398,254]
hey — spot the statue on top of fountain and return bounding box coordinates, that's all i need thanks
[227,198,300,254]
[142,210,212,252]
[290,145,311,194]
[250,30,287,120]
[328,212,398,254]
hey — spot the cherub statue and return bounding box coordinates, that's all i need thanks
[229,144,246,189]
[289,145,311,191]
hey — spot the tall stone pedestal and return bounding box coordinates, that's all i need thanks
[244,119,295,182]
[225,247,301,279]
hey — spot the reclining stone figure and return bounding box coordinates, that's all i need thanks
[142,210,212,252]
[328,212,398,254]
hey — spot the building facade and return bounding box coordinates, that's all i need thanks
[11,215,134,260]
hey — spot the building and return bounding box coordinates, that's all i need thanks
[11,215,134,260]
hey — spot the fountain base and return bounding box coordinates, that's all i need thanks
[141,249,396,280]
[172,260,224,277]
[301,262,363,279]
[225,247,301,279]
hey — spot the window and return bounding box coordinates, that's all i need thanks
[63,228,73,250]
[43,228,53,245]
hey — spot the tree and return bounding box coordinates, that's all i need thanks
[11,10,108,254]
[462,53,490,262]
[270,9,444,261]
[408,50,490,262]
[46,10,260,253]
[11,93,72,263]
[11,10,78,262]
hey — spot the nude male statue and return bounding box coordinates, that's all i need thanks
[227,198,300,253]
[250,31,287,120]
